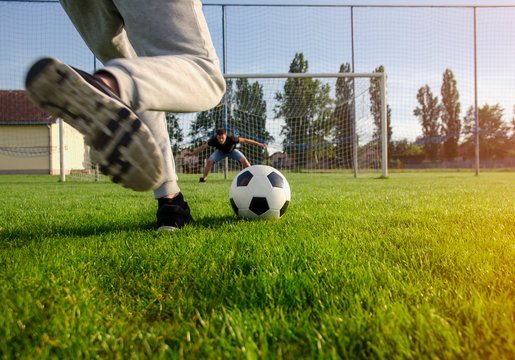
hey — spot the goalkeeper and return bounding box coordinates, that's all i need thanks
[183,128,267,183]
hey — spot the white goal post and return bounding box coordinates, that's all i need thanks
[220,72,388,178]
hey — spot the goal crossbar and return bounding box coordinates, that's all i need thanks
[224,73,384,79]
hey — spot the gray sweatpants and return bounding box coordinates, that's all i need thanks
[59,0,226,198]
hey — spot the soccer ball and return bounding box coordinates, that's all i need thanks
[230,165,291,219]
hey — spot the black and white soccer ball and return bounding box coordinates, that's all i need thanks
[230,165,291,219]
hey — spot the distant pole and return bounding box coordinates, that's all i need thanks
[222,5,229,180]
[474,7,480,176]
[94,55,100,181]
[380,72,388,178]
[59,118,65,182]
[351,6,358,178]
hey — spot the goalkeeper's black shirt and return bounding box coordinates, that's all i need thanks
[208,135,239,154]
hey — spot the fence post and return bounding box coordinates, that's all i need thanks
[473,7,480,176]
[222,5,229,179]
[381,72,388,178]
[59,118,65,182]
[351,6,358,178]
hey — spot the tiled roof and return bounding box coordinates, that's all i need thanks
[0,90,56,125]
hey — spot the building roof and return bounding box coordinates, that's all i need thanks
[0,90,56,125]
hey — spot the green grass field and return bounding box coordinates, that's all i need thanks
[1,171,514,359]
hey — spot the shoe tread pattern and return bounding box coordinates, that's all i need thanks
[26,58,164,191]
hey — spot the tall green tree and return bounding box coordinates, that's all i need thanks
[369,65,393,158]
[333,63,354,168]
[440,69,461,160]
[189,80,233,148]
[232,78,272,164]
[390,139,424,165]
[274,53,332,169]
[166,112,183,154]
[463,104,511,160]
[414,85,441,161]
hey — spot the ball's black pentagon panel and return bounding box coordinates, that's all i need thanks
[237,170,253,186]
[267,171,284,188]
[230,198,239,215]
[280,200,290,217]
[249,197,269,215]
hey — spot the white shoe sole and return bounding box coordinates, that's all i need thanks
[25,57,164,191]
[157,225,179,232]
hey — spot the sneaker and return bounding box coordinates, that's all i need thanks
[25,57,164,191]
[199,177,206,183]
[156,193,193,231]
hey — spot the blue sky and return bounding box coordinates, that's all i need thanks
[1,1,514,144]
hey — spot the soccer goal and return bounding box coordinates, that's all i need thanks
[175,72,388,178]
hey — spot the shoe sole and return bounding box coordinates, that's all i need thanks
[157,225,179,232]
[25,57,164,191]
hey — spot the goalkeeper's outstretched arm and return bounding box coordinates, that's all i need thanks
[183,143,209,156]
[239,138,267,148]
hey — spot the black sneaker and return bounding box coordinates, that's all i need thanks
[156,193,193,231]
[25,57,164,191]
[199,177,206,183]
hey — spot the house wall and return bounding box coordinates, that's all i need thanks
[48,121,90,175]
[0,125,51,174]
[0,123,89,175]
